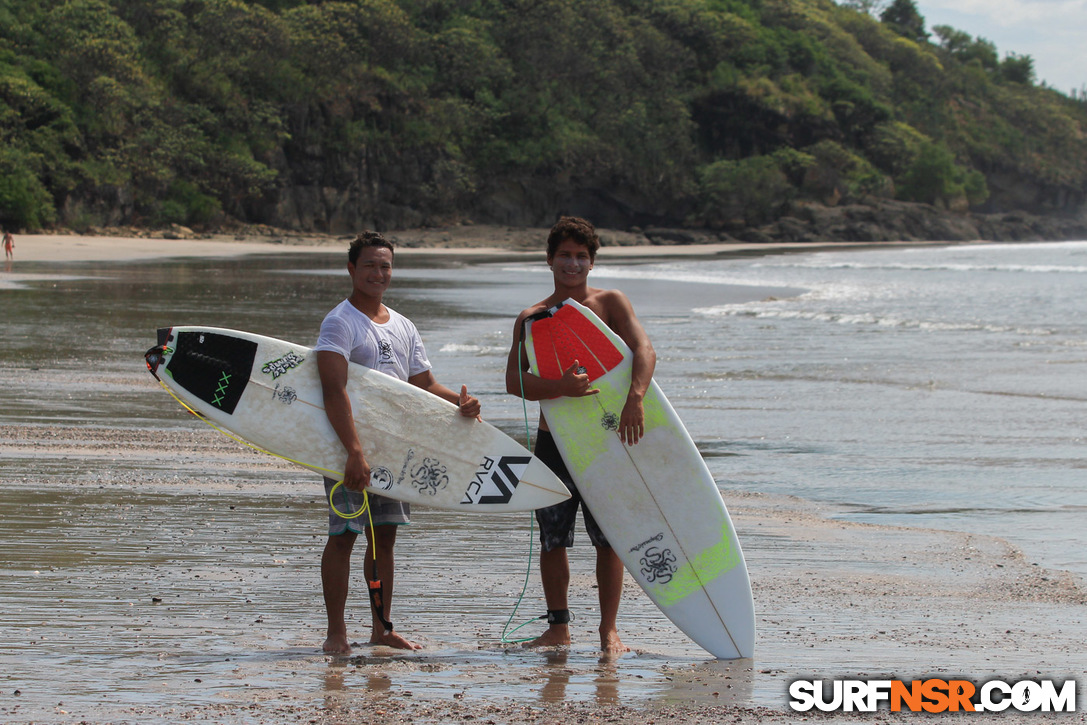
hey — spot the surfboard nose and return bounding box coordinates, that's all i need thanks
[518,456,572,509]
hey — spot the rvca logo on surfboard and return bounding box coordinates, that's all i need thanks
[461,456,530,505]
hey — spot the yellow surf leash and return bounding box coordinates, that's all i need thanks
[327,479,372,520]
[152,355,393,632]
[153,377,340,477]
[153,376,379,557]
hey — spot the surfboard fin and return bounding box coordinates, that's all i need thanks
[144,344,166,381]
[145,328,175,380]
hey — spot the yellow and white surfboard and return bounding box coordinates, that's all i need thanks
[526,299,755,659]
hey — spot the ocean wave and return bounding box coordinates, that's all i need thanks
[758,260,1087,274]
[584,264,768,288]
[693,304,1056,335]
[438,343,506,356]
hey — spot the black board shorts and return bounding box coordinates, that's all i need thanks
[533,430,609,551]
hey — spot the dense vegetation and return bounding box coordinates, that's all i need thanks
[1,0,1085,234]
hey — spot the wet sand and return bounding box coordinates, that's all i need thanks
[2,232,1085,724]
[3,418,1084,724]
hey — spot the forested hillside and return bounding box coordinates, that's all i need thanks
[2,0,1085,240]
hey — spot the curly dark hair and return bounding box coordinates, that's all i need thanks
[546,216,600,262]
[348,230,395,265]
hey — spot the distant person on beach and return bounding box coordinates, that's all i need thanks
[315,230,481,653]
[504,216,656,654]
[3,230,13,262]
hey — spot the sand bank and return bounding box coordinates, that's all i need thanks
[1,225,933,265]
[3,231,339,264]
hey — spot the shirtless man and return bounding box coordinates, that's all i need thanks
[315,230,481,653]
[504,216,656,654]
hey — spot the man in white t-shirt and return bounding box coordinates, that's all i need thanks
[315,230,481,653]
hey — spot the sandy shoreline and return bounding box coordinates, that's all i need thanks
[1,225,946,265]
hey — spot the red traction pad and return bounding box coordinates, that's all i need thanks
[531,304,623,381]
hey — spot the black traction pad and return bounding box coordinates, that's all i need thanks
[165,330,256,415]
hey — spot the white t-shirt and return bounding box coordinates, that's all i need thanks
[313,300,431,382]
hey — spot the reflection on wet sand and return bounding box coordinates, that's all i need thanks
[535,651,624,706]
[537,651,575,704]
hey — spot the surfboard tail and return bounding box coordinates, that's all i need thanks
[144,328,175,381]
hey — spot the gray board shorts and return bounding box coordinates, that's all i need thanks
[324,476,410,535]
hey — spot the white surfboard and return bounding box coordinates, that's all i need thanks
[145,327,570,512]
[525,299,755,658]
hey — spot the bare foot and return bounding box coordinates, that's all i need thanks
[600,629,629,655]
[322,634,352,654]
[522,625,571,649]
[371,630,422,650]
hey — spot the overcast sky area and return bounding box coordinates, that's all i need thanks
[912,0,1087,94]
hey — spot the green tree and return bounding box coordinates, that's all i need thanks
[698,150,811,227]
[1000,53,1035,85]
[880,0,927,42]
[801,140,892,202]
[841,0,887,16]
[0,148,56,230]
[897,142,988,208]
[933,26,999,71]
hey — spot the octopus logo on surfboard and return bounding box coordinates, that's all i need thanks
[411,457,449,496]
[461,455,530,505]
[640,546,678,583]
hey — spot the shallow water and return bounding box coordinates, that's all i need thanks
[2,245,1085,721]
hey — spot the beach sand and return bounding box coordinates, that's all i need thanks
[1,230,1084,724]
[3,224,929,264]
[3,422,1083,724]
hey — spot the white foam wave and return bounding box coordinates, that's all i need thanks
[766,260,1087,274]
[439,343,506,356]
[694,304,1055,335]
[580,264,766,288]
